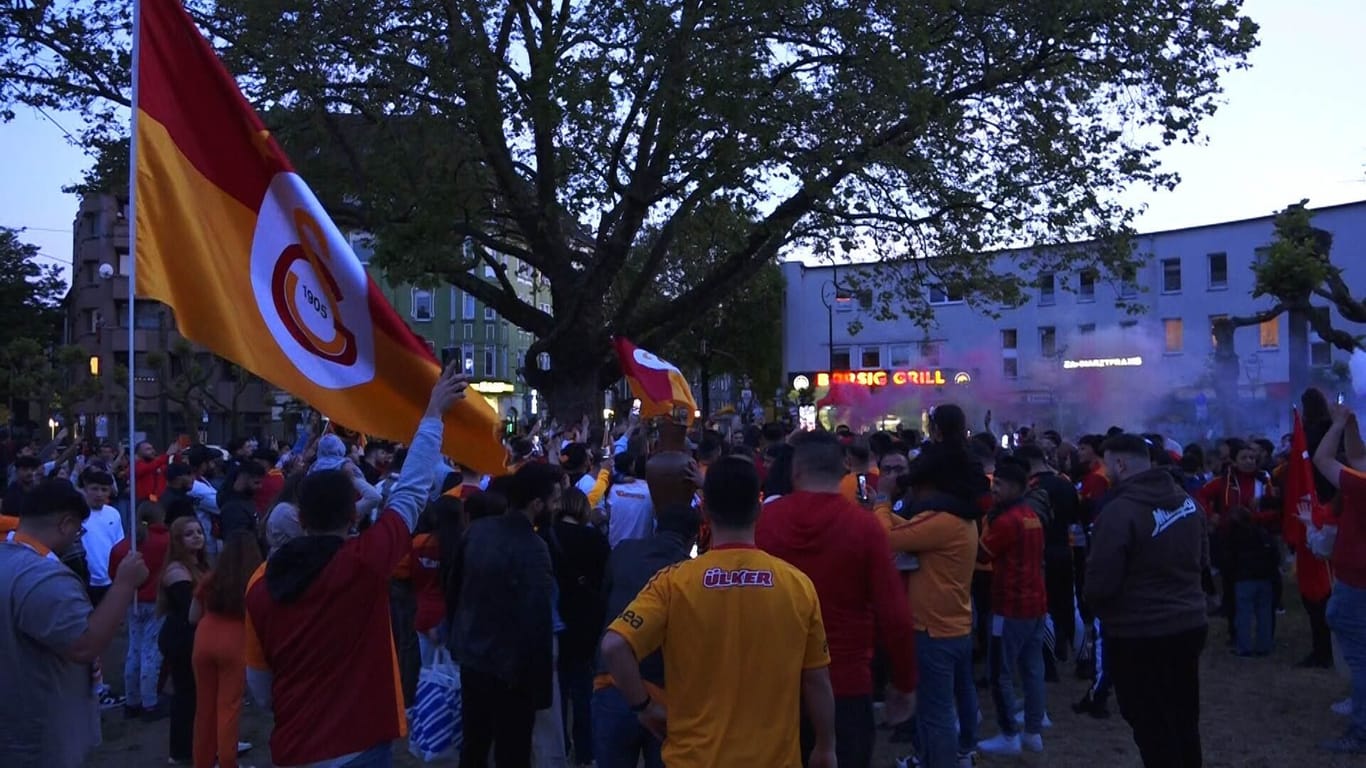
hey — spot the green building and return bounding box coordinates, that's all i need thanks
[350,234,546,419]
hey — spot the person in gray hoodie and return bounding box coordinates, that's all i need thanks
[1085,433,1209,768]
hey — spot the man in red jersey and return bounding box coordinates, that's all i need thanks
[757,430,916,768]
[976,457,1048,757]
[244,366,470,768]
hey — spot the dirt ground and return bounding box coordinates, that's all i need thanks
[86,577,1364,767]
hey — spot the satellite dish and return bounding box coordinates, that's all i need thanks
[98,263,114,279]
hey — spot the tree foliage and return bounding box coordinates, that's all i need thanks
[114,336,257,435]
[3,0,1259,417]
[0,228,94,417]
[1219,200,1366,351]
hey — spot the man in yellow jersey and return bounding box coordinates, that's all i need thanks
[601,455,836,768]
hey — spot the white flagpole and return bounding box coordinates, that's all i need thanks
[127,0,142,557]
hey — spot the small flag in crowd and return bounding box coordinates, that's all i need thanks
[612,337,698,423]
[1285,407,1329,528]
[132,0,505,473]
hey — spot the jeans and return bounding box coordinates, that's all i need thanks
[1234,579,1274,655]
[559,658,595,764]
[1304,595,1334,664]
[340,744,394,767]
[1328,582,1366,741]
[988,616,1046,736]
[591,686,663,768]
[802,695,874,768]
[1107,626,1206,768]
[913,632,977,768]
[124,602,164,710]
[1045,558,1076,655]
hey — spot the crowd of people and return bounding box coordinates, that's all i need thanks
[2,367,1365,768]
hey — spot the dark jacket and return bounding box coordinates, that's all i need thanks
[217,485,258,541]
[1027,471,1080,565]
[447,513,554,708]
[596,531,692,687]
[543,520,611,666]
[1228,519,1280,582]
[1085,467,1209,640]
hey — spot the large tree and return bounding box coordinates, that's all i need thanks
[0,227,99,421]
[3,0,1258,418]
[1211,201,1366,425]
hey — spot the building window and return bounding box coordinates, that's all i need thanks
[349,232,374,264]
[1208,252,1228,290]
[1039,327,1057,358]
[484,346,497,377]
[462,293,477,320]
[539,302,552,317]
[538,352,551,371]
[889,344,912,367]
[1163,318,1183,353]
[450,288,458,320]
[1038,272,1055,306]
[1161,258,1181,293]
[1002,329,1018,379]
[929,284,963,306]
[1254,246,1272,265]
[411,288,433,321]
[484,305,497,321]
[1078,269,1096,303]
[461,344,475,374]
[920,342,941,366]
[116,249,133,276]
[831,347,852,369]
[462,322,473,340]
[860,346,882,369]
[1259,317,1280,349]
[835,289,855,313]
[486,324,497,342]
[1120,320,1138,332]
[1078,323,1095,335]
[1119,267,1138,299]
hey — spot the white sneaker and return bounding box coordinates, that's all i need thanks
[236,742,253,755]
[977,733,1022,756]
[1021,732,1044,753]
[1332,698,1354,716]
[1013,710,1054,729]
[957,749,978,767]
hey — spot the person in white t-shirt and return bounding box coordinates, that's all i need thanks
[78,467,126,608]
[184,446,222,561]
[605,452,654,548]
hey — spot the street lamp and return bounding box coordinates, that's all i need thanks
[88,355,100,377]
[48,417,58,440]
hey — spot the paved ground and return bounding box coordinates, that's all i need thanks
[86,575,1363,767]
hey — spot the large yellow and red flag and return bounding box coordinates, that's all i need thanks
[133,0,506,473]
[612,337,697,423]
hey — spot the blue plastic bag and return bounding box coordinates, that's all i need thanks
[408,648,462,762]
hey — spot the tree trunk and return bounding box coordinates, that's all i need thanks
[1288,307,1309,406]
[1212,321,1240,436]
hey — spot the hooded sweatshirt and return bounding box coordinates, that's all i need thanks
[1085,467,1209,640]
[756,490,917,697]
[884,493,978,639]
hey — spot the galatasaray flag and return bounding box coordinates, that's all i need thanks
[613,338,698,423]
[133,0,506,473]
[1285,407,1329,529]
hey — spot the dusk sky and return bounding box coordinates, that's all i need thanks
[1,0,1363,282]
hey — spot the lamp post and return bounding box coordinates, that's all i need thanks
[819,281,836,371]
[48,417,58,441]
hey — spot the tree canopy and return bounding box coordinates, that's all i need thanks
[2,0,1259,416]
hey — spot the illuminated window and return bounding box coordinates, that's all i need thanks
[1259,318,1280,349]
[1164,318,1183,353]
